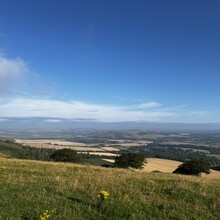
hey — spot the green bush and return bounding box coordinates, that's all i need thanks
[50,149,83,163]
[173,160,210,175]
[114,152,145,169]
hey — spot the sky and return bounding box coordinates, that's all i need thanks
[0,0,220,123]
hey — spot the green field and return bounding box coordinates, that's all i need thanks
[0,158,220,220]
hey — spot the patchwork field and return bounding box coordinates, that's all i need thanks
[15,139,107,152]
[106,140,153,147]
[16,139,152,148]
[20,144,106,152]
[161,141,210,147]
[14,139,152,157]
[15,139,87,146]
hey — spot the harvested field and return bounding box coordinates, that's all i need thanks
[15,139,106,151]
[15,139,153,152]
[107,139,153,145]
[22,143,104,152]
[15,139,86,146]
[143,158,182,173]
[68,147,105,152]
[201,170,220,180]
[101,147,120,151]
[102,159,115,163]
[107,141,153,147]
[143,158,220,180]
[81,152,118,157]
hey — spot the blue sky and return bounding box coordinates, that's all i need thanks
[0,0,220,123]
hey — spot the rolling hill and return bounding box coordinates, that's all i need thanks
[0,157,219,219]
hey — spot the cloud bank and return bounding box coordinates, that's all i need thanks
[0,97,173,122]
[138,101,161,109]
[0,55,218,123]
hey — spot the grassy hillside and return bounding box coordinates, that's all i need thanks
[0,151,10,158]
[0,139,55,161]
[0,158,220,220]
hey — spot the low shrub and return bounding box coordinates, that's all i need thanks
[114,152,145,169]
[173,160,210,175]
[50,149,83,163]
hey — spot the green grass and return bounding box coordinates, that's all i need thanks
[84,158,113,166]
[0,152,10,158]
[0,158,220,220]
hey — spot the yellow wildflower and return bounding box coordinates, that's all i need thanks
[123,194,130,202]
[98,190,110,200]
[40,209,54,220]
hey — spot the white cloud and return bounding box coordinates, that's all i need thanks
[0,97,218,123]
[0,55,29,91]
[44,119,64,123]
[0,118,8,121]
[0,97,173,122]
[138,101,161,108]
[188,111,210,116]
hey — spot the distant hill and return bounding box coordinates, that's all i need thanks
[1,117,220,132]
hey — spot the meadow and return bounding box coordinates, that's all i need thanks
[0,157,220,220]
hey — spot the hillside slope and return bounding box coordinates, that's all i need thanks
[0,158,220,220]
[0,152,10,158]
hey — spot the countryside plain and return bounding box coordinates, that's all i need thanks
[1,129,220,219]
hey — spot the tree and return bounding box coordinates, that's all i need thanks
[50,149,82,163]
[173,160,210,175]
[114,152,145,169]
